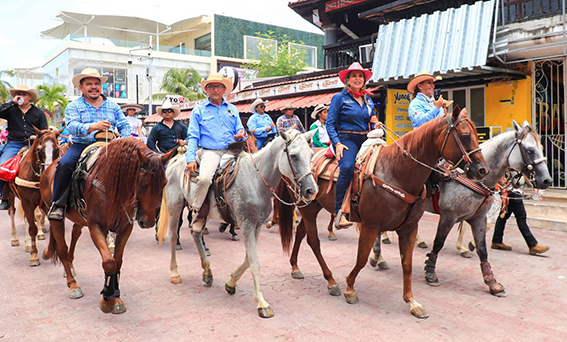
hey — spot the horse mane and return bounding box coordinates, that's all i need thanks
[524,124,542,148]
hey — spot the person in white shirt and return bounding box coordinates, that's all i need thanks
[120,103,144,139]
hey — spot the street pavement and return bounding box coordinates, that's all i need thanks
[1,209,566,341]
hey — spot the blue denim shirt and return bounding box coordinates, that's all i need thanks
[326,89,374,145]
[186,98,245,163]
[247,112,276,138]
[408,93,443,129]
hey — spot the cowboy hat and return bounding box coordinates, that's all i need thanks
[201,73,234,96]
[338,62,373,85]
[120,102,144,113]
[250,98,267,113]
[407,71,443,93]
[311,104,329,119]
[10,84,38,102]
[281,103,296,111]
[72,68,108,88]
[157,99,181,118]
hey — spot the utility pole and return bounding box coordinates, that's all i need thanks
[129,35,155,115]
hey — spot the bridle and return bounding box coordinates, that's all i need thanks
[439,114,482,173]
[507,128,546,184]
[29,134,61,178]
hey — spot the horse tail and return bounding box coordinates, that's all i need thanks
[46,225,59,264]
[16,199,25,221]
[276,180,295,255]
[157,189,169,244]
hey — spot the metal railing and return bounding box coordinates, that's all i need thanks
[501,0,563,24]
[324,37,372,69]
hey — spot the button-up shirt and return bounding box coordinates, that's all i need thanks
[0,101,48,141]
[147,120,188,154]
[186,98,245,163]
[408,93,443,129]
[247,112,276,138]
[326,89,375,145]
[276,114,305,133]
[65,95,130,144]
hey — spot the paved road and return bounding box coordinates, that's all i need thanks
[1,209,566,341]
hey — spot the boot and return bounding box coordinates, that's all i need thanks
[47,203,65,221]
[529,244,549,255]
[0,199,9,210]
[334,210,353,230]
[491,242,512,251]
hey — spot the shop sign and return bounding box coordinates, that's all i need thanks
[297,81,316,93]
[319,77,341,89]
[235,76,343,101]
[325,0,372,12]
[476,126,490,143]
[385,89,412,143]
[276,84,295,95]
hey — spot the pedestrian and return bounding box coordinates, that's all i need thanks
[276,104,305,133]
[492,171,550,255]
[247,98,276,150]
[47,68,130,221]
[309,104,330,148]
[0,84,48,210]
[146,99,187,156]
[120,102,144,139]
[326,62,380,229]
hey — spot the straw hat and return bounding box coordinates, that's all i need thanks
[120,102,144,113]
[281,103,296,111]
[311,104,329,119]
[10,84,38,102]
[156,99,181,118]
[250,98,267,113]
[407,72,442,93]
[72,68,108,88]
[338,62,373,85]
[200,73,234,96]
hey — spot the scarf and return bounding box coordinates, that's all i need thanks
[348,89,373,98]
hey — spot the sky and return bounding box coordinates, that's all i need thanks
[0,0,322,72]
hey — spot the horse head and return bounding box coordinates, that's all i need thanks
[508,120,552,189]
[134,147,175,228]
[32,126,60,173]
[438,106,489,180]
[278,129,318,202]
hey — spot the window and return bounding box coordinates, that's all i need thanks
[290,43,317,68]
[244,35,277,60]
[195,33,211,51]
[443,86,485,126]
[73,67,128,99]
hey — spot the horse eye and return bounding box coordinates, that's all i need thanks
[291,154,299,161]
[140,185,148,192]
[461,134,471,142]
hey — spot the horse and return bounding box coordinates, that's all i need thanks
[40,138,174,314]
[157,129,318,318]
[6,128,60,265]
[368,121,551,297]
[276,107,488,318]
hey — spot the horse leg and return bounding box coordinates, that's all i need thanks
[290,219,306,280]
[327,213,337,241]
[106,225,133,314]
[66,223,83,277]
[266,197,278,229]
[424,217,455,287]
[381,231,391,244]
[50,220,83,299]
[229,224,239,241]
[344,223,379,305]
[455,222,472,258]
[167,201,184,284]
[191,229,213,286]
[23,203,40,267]
[468,216,506,297]
[38,208,48,233]
[35,207,46,240]
[9,204,19,246]
[399,225,428,319]
[88,224,118,314]
[369,236,389,270]
[244,225,274,318]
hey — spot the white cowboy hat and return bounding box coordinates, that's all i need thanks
[281,103,296,111]
[120,102,144,113]
[407,71,442,93]
[10,84,38,102]
[250,98,267,113]
[72,68,108,88]
[311,104,329,119]
[338,62,373,85]
[200,73,234,96]
[156,98,181,118]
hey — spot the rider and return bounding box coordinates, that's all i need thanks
[0,84,47,210]
[309,104,330,148]
[47,68,131,221]
[326,62,379,229]
[276,104,305,133]
[146,99,187,156]
[185,73,246,233]
[247,98,276,150]
[121,102,144,139]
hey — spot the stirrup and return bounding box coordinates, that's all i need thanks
[334,210,353,230]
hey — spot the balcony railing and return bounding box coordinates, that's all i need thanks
[324,37,372,69]
[501,0,564,24]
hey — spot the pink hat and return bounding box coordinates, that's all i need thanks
[338,62,373,85]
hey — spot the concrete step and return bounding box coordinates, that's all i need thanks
[523,199,567,219]
[527,215,567,232]
[535,188,567,203]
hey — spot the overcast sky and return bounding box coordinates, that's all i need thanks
[0,0,322,72]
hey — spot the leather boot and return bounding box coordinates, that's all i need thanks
[0,199,9,210]
[47,203,65,221]
[529,244,549,255]
[491,242,512,251]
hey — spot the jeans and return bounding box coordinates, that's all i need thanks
[0,141,26,196]
[51,143,88,204]
[334,133,366,213]
[492,191,538,248]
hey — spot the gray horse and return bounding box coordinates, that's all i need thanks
[369,121,552,296]
[158,129,317,318]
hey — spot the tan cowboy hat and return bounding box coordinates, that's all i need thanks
[156,98,181,118]
[407,71,442,93]
[200,73,234,96]
[281,103,296,111]
[250,98,267,113]
[72,68,108,88]
[10,84,38,102]
[311,104,329,119]
[338,62,373,85]
[120,102,144,113]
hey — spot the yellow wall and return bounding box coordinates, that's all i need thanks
[385,89,412,144]
[485,77,531,133]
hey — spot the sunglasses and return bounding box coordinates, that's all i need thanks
[257,104,265,108]
[162,109,174,113]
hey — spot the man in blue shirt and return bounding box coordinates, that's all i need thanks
[247,98,276,150]
[185,73,245,232]
[47,68,131,221]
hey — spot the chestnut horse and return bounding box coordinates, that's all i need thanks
[40,138,173,314]
[276,107,488,318]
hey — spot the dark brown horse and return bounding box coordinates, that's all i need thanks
[277,107,488,318]
[40,138,173,314]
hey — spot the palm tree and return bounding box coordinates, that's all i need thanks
[152,68,206,102]
[0,70,15,102]
[36,85,68,123]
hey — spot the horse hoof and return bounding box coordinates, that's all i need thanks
[225,283,236,295]
[42,249,50,260]
[25,246,31,253]
[344,291,359,304]
[490,283,507,297]
[170,275,182,284]
[369,258,377,268]
[266,221,273,229]
[468,242,476,252]
[425,274,440,287]
[37,234,46,241]
[99,298,114,314]
[69,288,84,299]
[417,241,428,249]
[492,289,507,298]
[328,234,337,241]
[382,237,391,244]
[112,299,127,314]
[411,306,430,319]
[328,284,341,296]
[203,227,209,235]
[231,235,240,241]
[291,270,304,279]
[258,306,274,319]
[29,259,40,267]
[175,244,183,251]
[202,273,213,287]
[378,261,390,270]
[11,239,20,247]
[460,251,473,258]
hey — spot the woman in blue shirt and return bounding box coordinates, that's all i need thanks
[326,62,379,229]
[247,98,276,150]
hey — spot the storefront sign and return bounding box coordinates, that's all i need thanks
[476,126,490,143]
[235,76,343,101]
[385,89,412,143]
[325,0,372,12]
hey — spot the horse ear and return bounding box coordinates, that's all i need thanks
[136,147,149,165]
[160,148,175,166]
[302,130,316,144]
[522,120,530,128]
[279,130,289,141]
[512,120,522,134]
[452,105,461,121]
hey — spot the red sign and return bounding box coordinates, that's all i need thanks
[325,0,371,12]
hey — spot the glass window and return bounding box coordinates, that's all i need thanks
[244,36,277,60]
[289,43,317,68]
[452,89,466,112]
[195,33,211,51]
[470,87,485,126]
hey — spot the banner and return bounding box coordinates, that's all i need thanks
[385,89,412,144]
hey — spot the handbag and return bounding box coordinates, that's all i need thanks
[0,154,22,182]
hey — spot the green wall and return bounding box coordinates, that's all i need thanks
[214,14,324,68]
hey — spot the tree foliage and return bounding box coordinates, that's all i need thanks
[152,68,206,101]
[36,84,68,114]
[0,70,15,102]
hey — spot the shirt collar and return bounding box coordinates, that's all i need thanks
[80,94,108,106]
[416,92,434,104]
[204,97,227,107]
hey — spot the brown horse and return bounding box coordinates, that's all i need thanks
[6,128,60,265]
[277,107,488,318]
[40,138,173,314]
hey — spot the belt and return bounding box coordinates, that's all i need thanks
[338,130,369,135]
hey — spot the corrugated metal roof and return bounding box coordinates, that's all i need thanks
[371,0,495,82]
